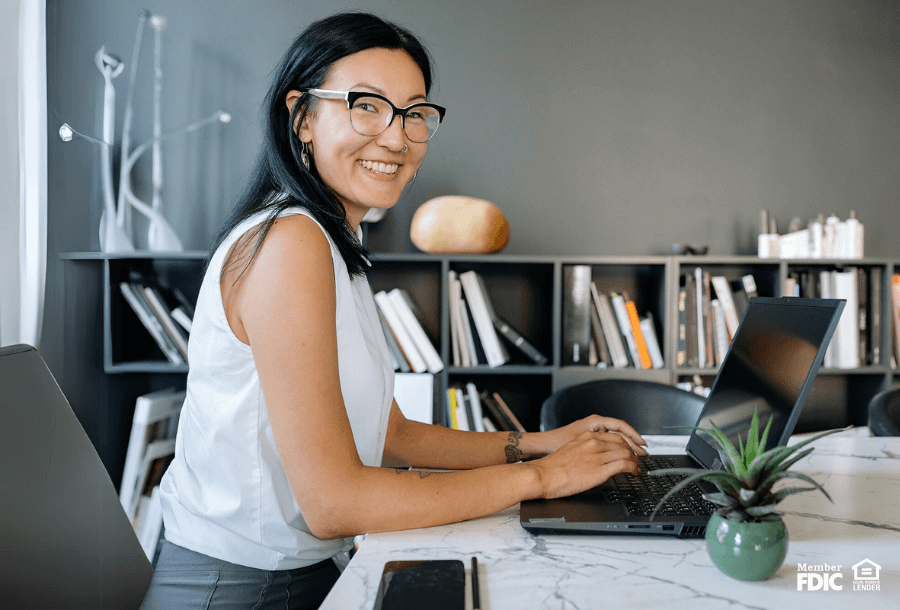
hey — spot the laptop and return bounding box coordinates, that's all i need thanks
[0,344,153,609]
[520,297,845,538]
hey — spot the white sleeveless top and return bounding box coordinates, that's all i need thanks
[159,206,394,570]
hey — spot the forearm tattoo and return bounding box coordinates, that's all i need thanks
[505,432,524,463]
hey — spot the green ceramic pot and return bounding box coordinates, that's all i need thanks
[705,513,788,581]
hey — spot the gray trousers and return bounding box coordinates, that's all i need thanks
[139,540,340,610]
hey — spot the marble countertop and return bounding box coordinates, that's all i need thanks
[321,429,900,610]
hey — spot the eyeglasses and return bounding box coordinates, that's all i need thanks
[303,89,446,143]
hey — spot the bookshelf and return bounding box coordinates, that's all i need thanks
[63,252,898,468]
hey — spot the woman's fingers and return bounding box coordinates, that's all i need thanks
[537,432,640,499]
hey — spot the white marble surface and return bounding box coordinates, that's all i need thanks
[321,429,900,610]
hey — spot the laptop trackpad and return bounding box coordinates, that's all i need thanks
[522,490,628,523]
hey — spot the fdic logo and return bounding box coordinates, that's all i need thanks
[797,559,882,592]
[797,563,843,591]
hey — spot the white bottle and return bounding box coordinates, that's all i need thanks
[824,213,839,258]
[809,214,824,258]
[757,209,779,258]
[845,210,864,259]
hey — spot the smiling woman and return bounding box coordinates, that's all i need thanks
[139,11,647,610]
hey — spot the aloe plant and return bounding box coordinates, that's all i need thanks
[650,410,849,523]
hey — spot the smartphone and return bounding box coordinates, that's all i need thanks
[372,560,465,610]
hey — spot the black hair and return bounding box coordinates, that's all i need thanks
[211,12,435,277]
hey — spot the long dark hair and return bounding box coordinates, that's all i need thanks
[211,12,435,277]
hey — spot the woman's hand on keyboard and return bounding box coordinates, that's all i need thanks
[529,430,642,500]
[538,415,648,458]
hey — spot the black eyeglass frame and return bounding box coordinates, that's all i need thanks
[303,88,446,142]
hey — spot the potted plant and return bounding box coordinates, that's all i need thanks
[650,411,847,581]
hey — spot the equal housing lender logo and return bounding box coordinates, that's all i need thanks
[797,559,882,591]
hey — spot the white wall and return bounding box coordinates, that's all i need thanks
[0,1,21,346]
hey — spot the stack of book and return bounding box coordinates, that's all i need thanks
[676,269,757,369]
[120,273,194,364]
[563,265,663,369]
[784,267,883,369]
[445,382,525,432]
[119,389,184,560]
[375,289,443,374]
[448,270,549,368]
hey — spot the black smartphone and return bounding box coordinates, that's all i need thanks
[372,560,465,610]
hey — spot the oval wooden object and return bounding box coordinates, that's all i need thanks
[410,196,510,254]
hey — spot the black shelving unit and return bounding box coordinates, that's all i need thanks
[62,252,898,478]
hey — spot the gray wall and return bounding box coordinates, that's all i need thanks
[47,0,900,257]
[43,0,900,466]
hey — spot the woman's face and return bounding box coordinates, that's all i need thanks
[289,48,429,229]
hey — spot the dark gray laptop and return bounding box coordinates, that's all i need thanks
[520,297,845,538]
[0,344,153,609]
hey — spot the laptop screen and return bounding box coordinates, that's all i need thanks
[685,298,844,469]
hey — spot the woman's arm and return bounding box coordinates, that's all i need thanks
[226,215,640,540]
[382,399,647,470]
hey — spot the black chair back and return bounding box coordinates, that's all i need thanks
[868,387,900,436]
[540,379,706,434]
[0,345,153,609]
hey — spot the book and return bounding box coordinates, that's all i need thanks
[140,283,189,362]
[610,292,643,369]
[459,271,510,368]
[591,282,629,368]
[491,392,525,433]
[711,299,728,367]
[461,299,487,366]
[676,286,688,368]
[562,266,593,365]
[394,373,433,424]
[447,387,459,429]
[588,299,611,368]
[120,389,184,519]
[857,267,868,367]
[820,270,836,368]
[693,268,707,369]
[388,288,444,374]
[869,266,882,365]
[465,382,486,432]
[171,307,193,333]
[120,282,184,364]
[376,306,410,373]
[891,274,900,365]
[684,273,698,368]
[455,386,471,431]
[710,276,740,340]
[448,271,463,367]
[622,293,653,369]
[833,270,859,369]
[479,390,523,432]
[701,271,715,369]
[461,386,477,432]
[493,316,549,366]
[374,291,427,373]
[640,313,664,369]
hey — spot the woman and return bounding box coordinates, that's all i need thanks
[141,12,647,609]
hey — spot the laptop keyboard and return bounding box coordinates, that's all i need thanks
[610,457,717,517]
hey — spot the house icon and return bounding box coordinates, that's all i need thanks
[852,559,881,580]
